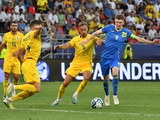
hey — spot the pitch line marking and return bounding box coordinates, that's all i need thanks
[0,107,160,117]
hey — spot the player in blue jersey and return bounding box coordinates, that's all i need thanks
[80,14,159,106]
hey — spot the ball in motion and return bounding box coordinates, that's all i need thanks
[91,97,103,109]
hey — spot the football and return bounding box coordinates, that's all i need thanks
[91,97,103,109]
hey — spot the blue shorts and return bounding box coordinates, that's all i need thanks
[100,58,120,77]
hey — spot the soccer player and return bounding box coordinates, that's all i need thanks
[0,21,24,98]
[80,14,160,106]
[3,20,42,109]
[51,21,99,106]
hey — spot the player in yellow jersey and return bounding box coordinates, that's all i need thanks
[3,20,42,109]
[51,21,99,106]
[0,21,24,98]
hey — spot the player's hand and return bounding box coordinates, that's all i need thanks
[96,39,103,46]
[152,39,160,44]
[13,51,18,57]
[79,40,88,45]
[54,45,60,50]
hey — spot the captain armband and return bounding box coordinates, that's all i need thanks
[130,34,136,39]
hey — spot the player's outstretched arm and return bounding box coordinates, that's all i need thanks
[0,43,5,53]
[54,42,72,50]
[135,36,159,44]
[80,29,102,45]
[16,48,25,63]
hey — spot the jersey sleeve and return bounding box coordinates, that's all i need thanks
[101,25,111,34]
[126,29,133,38]
[69,38,75,47]
[2,34,7,44]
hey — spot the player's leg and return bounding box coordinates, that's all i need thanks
[51,74,74,106]
[12,74,20,96]
[111,59,120,105]
[101,58,111,106]
[3,72,10,98]
[72,70,92,104]
[12,61,21,96]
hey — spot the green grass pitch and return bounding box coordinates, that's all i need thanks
[0,81,160,120]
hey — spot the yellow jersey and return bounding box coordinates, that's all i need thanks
[21,31,41,62]
[69,34,98,63]
[2,31,24,61]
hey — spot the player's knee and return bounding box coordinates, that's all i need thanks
[4,73,10,79]
[112,75,118,80]
[13,75,20,80]
[83,76,91,80]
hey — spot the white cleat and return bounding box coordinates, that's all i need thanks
[104,95,110,106]
[3,98,15,109]
[113,95,119,105]
[72,95,78,104]
[51,99,61,106]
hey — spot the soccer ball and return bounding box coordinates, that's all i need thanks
[91,97,103,109]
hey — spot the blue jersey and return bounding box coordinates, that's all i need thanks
[101,24,132,59]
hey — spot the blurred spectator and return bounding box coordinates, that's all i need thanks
[0,7,7,33]
[36,0,48,13]
[57,8,66,25]
[108,0,116,10]
[95,0,103,10]
[7,8,17,21]
[145,0,155,13]
[26,0,33,7]
[73,0,80,10]
[98,19,106,29]
[76,5,84,19]
[104,3,115,20]
[137,2,146,13]
[127,0,134,13]
[65,17,75,34]
[6,1,12,13]
[48,0,55,11]
[48,9,58,25]
[95,10,100,23]
[24,23,30,34]
[17,8,27,23]
[39,11,51,27]
[64,9,73,21]
[135,18,145,34]
[146,8,154,19]
[89,17,98,33]
[154,0,160,12]
[63,0,74,15]
[126,11,135,26]
[103,0,108,9]
[144,19,152,33]
[54,0,63,10]
[86,8,95,22]
[76,9,87,24]
[148,25,157,40]
[85,0,95,10]
[14,1,25,14]
[68,24,79,38]
[6,15,14,31]
[114,4,123,16]
[99,9,105,21]
[18,18,26,33]
[48,26,57,41]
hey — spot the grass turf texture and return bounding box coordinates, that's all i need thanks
[0,81,160,120]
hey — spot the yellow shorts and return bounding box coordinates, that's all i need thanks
[65,62,92,77]
[3,60,20,74]
[22,59,40,83]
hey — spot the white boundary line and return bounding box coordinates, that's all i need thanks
[0,107,160,117]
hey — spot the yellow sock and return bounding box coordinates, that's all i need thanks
[12,91,34,102]
[15,84,36,93]
[12,79,19,85]
[3,77,9,94]
[57,84,66,99]
[76,80,88,93]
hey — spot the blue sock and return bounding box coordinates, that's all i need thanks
[103,80,110,95]
[112,78,119,95]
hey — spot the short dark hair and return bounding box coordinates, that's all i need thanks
[29,19,41,28]
[10,21,18,25]
[115,14,124,20]
[78,21,88,27]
